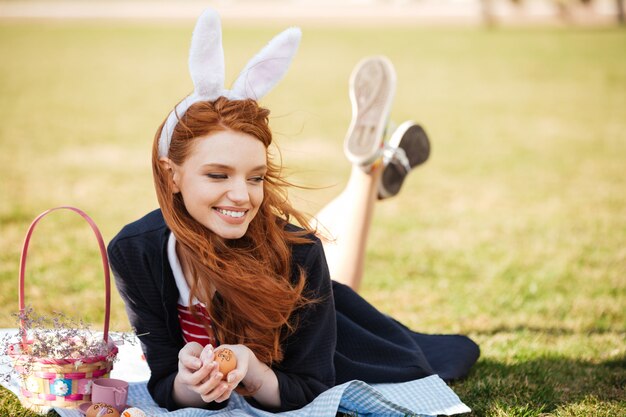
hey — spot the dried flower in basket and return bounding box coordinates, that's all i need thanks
[0,306,135,412]
[1,307,133,381]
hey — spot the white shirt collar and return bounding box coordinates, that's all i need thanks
[167,232,201,307]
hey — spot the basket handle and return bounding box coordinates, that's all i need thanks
[18,206,111,345]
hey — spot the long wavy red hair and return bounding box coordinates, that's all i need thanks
[152,97,314,365]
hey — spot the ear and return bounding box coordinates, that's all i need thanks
[159,157,181,193]
[229,27,301,100]
[189,8,225,100]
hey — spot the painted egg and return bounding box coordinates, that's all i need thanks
[121,407,147,417]
[214,347,237,379]
[86,402,120,417]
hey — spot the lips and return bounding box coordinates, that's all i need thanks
[213,207,248,224]
[215,208,245,218]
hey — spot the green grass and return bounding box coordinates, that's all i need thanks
[0,18,625,417]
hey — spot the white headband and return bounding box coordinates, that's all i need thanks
[158,8,302,157]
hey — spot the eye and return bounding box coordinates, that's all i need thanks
[248,176,265,183]
[206,173,227,180]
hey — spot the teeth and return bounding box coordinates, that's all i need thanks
[216,208,245,218]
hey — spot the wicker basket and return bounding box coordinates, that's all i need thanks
[9,206,118,412]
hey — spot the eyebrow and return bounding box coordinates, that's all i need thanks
[201,163,267,172]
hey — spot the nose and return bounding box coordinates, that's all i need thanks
[227,178,250,204]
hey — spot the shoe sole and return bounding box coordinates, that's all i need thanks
[343,56,397,168]
[379,122,431,199]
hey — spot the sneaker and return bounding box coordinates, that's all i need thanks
[378,121,431,199]
[343,56,397,171]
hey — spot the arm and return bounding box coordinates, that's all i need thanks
[230,344,281,408]
[108,237,226,411]
[269,238,337,411]
[176,238,337,412]
[109,232,335,411]
[171,342,281,408]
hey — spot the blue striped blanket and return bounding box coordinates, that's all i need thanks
[0,329,470,416]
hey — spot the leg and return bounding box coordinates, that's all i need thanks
[315,56,430,291]
[313,56,396,292]
[316,121,431,291]
[314,166,383,292]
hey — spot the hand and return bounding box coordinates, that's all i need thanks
[220,344,280,408]
[176,342,227,403]
[203,344,251,403]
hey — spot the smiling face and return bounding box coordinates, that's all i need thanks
[165,129,267,239]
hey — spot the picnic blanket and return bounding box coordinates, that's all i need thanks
[0,329,471,416]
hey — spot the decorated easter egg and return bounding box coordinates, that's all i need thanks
[86,402,120,417]
[214,347,237,378]
[121,407,147,417]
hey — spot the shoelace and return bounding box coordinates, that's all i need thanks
[382,142,412,173]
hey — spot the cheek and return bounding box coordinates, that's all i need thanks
[253,186,264,206]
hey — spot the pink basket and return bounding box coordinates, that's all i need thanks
[9,207,118,412]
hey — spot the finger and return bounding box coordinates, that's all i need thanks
[179,342,204,371]
[180,354,203,372]
[196,368,223,395]
[180,360,215,387]
[180,342,204,358]
[213,372,240,403]
[215,387,233,403]
[201,380,230,403]
[226,369,241,385]
[200,344,215,364]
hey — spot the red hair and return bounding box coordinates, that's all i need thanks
[152,97,314,365]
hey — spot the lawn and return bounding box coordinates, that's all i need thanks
[0,17,624,417]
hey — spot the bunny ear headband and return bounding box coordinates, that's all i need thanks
[158,8,302,157]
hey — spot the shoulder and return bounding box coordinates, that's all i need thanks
[283,223,330,295]
[107,209,169,258]
[111,209,167,240]
[107,209,171,298]
[109,209,167,244]
[284,223,324,266]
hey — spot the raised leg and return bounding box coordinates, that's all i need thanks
[312,55,431,292]
[314,166,382,292]
[313,56,395,292]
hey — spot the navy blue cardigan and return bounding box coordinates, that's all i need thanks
[108,209,479,412]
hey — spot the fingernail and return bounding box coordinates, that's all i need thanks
[227,373,235,383]
[214,372,223,380]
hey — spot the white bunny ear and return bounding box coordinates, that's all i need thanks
[158,9,302,158]
[228,27,301,101]
[158,8,225,157]
[189,8,225,100]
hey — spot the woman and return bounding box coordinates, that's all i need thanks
[108,9,478,413]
